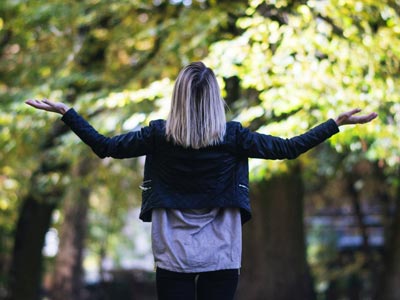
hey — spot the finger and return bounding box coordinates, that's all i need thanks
[365,112,378,122]
[354,113,378,124]
[25,99,52,110]
[25,99,38,104]
[347,108,362,116]
[42,98,56,106]
[25,99,42,107]
[26,99,43,104]
[370,112,378,119]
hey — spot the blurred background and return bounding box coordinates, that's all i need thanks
[0,0,399,299]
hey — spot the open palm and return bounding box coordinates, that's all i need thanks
[25,99,70,115]
[335,108,378,126]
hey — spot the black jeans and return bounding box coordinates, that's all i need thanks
[156,267,239,300]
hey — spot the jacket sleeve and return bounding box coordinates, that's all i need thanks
[61,108,155,158]
[236,119,340,159]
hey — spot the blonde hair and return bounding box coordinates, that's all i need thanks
[166,62,226,149]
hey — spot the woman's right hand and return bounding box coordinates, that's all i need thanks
[25,99,70,115]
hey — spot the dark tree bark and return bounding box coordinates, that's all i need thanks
[376,167,400,300]
[49,159,93,300]
[237,164,315,300]
[6,115,72,300]
[346,171,370,254]
[7,195,57,300]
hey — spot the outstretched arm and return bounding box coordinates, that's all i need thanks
[25,98,154,158]
[238,108,378,159]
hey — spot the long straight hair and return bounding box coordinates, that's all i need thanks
[166,62,226,149]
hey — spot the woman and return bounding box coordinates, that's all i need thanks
[26,61,377,300]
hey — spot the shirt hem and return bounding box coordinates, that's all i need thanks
[155,262,242,273]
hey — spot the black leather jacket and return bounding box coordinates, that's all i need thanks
[62,109,339,223]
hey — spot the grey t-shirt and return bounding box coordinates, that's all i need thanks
[151,207,242,273]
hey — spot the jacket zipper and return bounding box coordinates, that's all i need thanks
[139,180,152,191]
[238,184,249,190]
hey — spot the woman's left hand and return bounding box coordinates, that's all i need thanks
[335,108,378,126]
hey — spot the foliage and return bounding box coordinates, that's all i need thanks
[205,0,400,180]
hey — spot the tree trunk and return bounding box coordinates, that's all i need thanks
[50,160,92,300]
[376,167,400,300]
[7,196,56,300]
[237,164,315,300]
[6,122,71,300]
